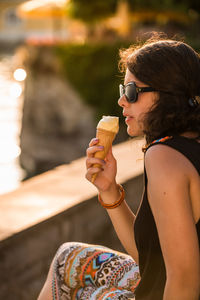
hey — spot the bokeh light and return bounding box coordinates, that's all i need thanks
[9,83,22,98]
[13,68,27,81]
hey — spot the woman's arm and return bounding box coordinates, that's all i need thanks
[86,139,139,262]
[100,183,138,262]
[145,145,200,300]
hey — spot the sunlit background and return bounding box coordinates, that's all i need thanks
[0,0,200,195]
[1,2,200,299]
[0,58,26,194]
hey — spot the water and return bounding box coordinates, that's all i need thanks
[0,54,25,195]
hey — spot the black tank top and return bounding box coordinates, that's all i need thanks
[134,135,200,300]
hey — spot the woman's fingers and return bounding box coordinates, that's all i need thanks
[85,138,105,182]
[85,166,103,181]
[89,138,99,147]
[86,157,105,169]
[86,145,104,158]
[85,138,116,184]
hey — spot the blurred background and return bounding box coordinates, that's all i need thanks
[0,0,200,195]
[1,1,200,299]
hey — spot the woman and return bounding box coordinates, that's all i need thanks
[38,36,200,300]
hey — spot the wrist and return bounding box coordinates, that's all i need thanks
[99,182,120,204]
[98,184,125,209]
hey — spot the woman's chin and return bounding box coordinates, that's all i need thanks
[127,127,135,137]
[127,126,143,138]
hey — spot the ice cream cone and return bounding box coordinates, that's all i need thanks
[91,115,119,183]
[91,128,116,183]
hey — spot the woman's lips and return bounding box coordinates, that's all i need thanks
[125,116,134,123]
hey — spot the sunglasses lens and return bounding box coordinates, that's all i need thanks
[125,84,137,103]
[119,83,137,103]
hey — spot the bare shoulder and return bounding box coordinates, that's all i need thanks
[145,143,194,179]
[145,143,200,223]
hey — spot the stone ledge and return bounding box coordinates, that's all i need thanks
[0,138,145,300]
[0,138,144,241]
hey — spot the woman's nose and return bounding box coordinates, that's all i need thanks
[118,95,128,107]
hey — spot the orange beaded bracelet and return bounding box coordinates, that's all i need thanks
[98,184,125,209]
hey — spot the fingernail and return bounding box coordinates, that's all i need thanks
[99,146,104,149]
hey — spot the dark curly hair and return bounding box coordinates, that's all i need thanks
[119,34,200,145]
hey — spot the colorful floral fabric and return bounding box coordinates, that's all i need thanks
[52,242,140,300]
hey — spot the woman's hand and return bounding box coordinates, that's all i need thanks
[85,138,117,192]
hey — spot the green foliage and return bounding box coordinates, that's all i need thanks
[68,0,118,23]
[55,42,129,120]
[54,38,200,122]
[127,0,200,13]
[185,35,200,52]
[182,0,200,10]
[67,0,200,24]
[127,0,187,11]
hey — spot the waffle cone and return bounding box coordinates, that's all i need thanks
[91,128,116,183]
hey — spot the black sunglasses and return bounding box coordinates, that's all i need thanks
[119,81,157,103]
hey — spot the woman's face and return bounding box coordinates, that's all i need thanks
[118,69,158,137]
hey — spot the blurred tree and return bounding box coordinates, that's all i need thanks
[185,0,200,10]
[68,0,118,23]
[127,0,186,10]
[128,0,200,11]
[67,0,120,39]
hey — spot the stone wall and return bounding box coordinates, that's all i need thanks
[0,176,143,300]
